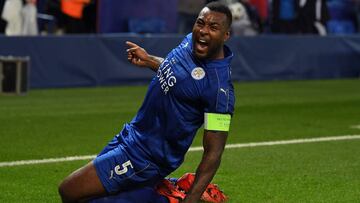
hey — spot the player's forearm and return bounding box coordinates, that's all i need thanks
[182,152,222,203]
[146,55,163,72]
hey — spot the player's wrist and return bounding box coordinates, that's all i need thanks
[146,55,163,71]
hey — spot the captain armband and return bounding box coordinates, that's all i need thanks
[204,113,231,132]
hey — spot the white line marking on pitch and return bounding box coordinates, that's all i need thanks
[1,135,360,168]
[350,125,360,130]
[0,155,97,168]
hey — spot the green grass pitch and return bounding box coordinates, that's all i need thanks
[0,79,360,202]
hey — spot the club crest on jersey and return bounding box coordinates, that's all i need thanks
[191,67,205,80]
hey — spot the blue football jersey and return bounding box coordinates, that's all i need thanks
[120,33,235,176]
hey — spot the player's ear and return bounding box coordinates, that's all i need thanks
[224,30,230,42]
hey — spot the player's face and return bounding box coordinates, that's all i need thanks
[192,8,230,60]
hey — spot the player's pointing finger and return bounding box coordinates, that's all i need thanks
[126,41,138,48]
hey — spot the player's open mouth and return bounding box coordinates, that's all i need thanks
[195,39,209,53]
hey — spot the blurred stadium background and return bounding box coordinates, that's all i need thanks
[0,0,360,202]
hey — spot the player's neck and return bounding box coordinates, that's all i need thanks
[212,47,225,60]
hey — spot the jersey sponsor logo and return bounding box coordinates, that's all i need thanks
[157,58,177,95]
[191,67,205,80]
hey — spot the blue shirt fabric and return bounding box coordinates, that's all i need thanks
[119,33,235,176]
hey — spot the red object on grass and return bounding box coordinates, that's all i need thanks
[157,173,228,203]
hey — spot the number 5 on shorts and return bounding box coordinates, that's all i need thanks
[114,160,133,175]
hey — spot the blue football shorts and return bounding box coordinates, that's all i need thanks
[93,134,162,194]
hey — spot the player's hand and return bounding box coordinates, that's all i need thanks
[126,41,150,67]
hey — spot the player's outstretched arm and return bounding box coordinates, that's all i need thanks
[126,41,164,72]
[181,130,228,203]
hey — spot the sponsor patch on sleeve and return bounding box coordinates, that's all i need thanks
[204,113,231,132]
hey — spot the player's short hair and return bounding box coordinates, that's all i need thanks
[205,2,233,29]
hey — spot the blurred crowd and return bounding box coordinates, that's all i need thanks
[0,0,96,35]
[182,0,360,36]
[0,0,359,36]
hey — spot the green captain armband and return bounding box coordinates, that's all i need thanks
[204,113,231,132]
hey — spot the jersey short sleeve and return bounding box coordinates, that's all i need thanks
[202,70,234,132]
[202,67,235,116]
